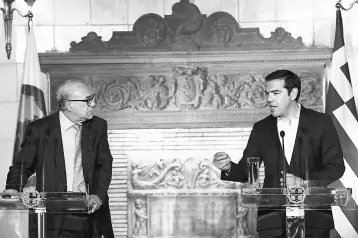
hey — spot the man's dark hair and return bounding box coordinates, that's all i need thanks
[265,70,301,101]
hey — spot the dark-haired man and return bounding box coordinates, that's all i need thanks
[214,70,345,237]
[3,79,114,238]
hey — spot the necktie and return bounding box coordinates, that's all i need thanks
[72,123,86,193]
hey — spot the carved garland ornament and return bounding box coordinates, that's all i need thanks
[130,158,238,190]
[87,67,321,112]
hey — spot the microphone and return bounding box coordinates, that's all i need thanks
[53,138,58,192]
[280,130,287,188]
[301,128,309,182]
[41,130,50,193]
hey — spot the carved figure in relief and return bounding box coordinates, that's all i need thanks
[133,198,148,236]
[148,159,166,178]
[299,73,321,106]
[269,27,303,48]
[163,169,185,188]
[171,67,204,109]
[236,207,250,236]
[202,77,221,109]
[196,168,217,188]
[193,159,233,189]
[131,160,183,189]
[140,75,171,110]
[217,74,236,108]
[230,74,267,108]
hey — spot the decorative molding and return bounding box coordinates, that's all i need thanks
[130,158,236,191]
[47,69,322,127]
[68,0,308,53]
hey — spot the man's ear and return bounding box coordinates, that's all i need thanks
[290,88,298,101]
[64,101,72,112]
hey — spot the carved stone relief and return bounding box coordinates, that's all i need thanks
[128,158,256,238]
[132,198,148,237]
[130,158,237,191]
[80,68,322,113]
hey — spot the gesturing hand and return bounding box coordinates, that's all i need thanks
[213,152,232,172]
[87,194,102,214]
[1,189,19,199]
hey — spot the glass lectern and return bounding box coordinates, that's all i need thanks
[238,186,354,238]
[1,184,89,238]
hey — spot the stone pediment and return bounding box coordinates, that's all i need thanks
[69,0,304,53]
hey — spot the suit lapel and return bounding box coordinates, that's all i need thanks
[289,106,309,174]
[46,111,67,191]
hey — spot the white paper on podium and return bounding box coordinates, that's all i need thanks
[0,209,29,238]
[286,206,304,217]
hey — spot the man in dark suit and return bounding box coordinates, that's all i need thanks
[213,70,345,238]
[3,79,114,238]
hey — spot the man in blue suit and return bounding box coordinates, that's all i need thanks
[214,70,345,237]
[3,79,114,238]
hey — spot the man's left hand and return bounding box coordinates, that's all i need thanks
[87,194,102,214]
[280,172,303,187]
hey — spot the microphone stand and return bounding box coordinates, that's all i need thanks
[301,128,309,186]
[36,133,49,238]
[280,131,287,189]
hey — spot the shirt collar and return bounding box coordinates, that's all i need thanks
[277,103,301,123]
[59,111,82,131]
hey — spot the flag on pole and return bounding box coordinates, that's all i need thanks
[13,26,47,162]
[325,8,358,237]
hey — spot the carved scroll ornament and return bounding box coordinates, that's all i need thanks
[87,67,321,112]
[130,158,238,190]
[69,0,304,52]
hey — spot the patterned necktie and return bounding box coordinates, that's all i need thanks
[72,123,86,193]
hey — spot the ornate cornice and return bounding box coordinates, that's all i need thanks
[39,49,332,67]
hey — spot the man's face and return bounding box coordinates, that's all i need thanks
[265,79,296,118]
[67,83,96,122]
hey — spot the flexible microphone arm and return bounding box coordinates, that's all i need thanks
[301,128,309,182]
[41,132,50,193]
[280,130,287,188]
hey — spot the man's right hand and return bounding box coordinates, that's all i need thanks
[213,152,232,172]
[1,189,19,198]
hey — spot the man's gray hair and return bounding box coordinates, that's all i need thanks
[56,79,87,110]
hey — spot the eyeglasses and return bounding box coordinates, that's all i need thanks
[69,94,96,106]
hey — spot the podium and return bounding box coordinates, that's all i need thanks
[1,190,89,238]
[238,186,354,238]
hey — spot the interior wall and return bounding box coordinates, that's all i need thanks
[0,0,357,192]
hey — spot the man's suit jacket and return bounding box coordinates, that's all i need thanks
[222,106,345,230]
[6,111,114,237]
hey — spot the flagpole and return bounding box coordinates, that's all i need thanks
[336,0,358,11]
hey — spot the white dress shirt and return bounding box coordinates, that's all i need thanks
[59,111,81,192]
[277,104,301,165]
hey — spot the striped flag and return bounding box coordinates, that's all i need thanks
[13,26,47,162]
[325,8,358,238]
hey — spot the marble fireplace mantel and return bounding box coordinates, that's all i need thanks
[39,48,331,129]
[39,0,332,129]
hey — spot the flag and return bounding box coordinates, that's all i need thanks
[325,8,358,237]
[13,26,47,162]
